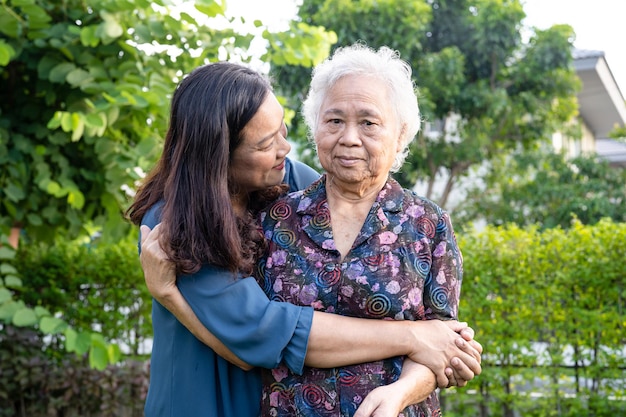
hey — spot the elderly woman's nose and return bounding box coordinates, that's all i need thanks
[338,124,361,145]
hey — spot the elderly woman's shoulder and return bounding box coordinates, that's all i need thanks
[401,187,447,217]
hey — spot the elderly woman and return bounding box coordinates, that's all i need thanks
[256,44,463,416]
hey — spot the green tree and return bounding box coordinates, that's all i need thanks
[0,0,336,245]
[457,149,626,229]
[274,0,581,209]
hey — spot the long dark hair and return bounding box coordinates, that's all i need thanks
[127,62,280,275]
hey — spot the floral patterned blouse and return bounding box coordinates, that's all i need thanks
[255,175,463,417]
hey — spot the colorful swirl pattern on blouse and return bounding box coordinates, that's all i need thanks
[338,369,360,386]
[268,200,292,220]
[316,266,341,287]
[362,253,385,267]
[273,229,296,249]
[310,205,331,229]
[365,293,392,317]
[429,286,449,311]
[436,216,448,234]
[413,251,431,277]
[301,384,325,408]
[417,217,436,238]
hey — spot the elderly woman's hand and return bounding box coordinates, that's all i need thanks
[406,320,482,389]
[353,359,436,417]
[139,224,177,301]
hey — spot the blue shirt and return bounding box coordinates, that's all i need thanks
[142,158,320,417]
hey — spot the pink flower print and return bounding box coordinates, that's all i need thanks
[408,287,423,306]
[271,250,287,266]
[299,283,319,305]
[376,208,390,227]
[433,241,447,257]
[311,300,325,310]
[406,204,425,218]
[340,285,354,297]
[269,391,279,407]
[436,270,447,285]
[273,279,283,293]
[272,365,288,382]
[322,239,335,250]
[385,280,401,294]
[356,275,368,285]
[379,231,397,245]
[372,282,380,292]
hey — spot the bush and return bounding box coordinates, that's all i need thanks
[0,325,148,417]
[14,237,151,355]
[442,218,626,417]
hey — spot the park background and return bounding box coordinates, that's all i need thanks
[0,0,624,416]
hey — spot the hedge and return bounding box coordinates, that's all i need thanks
[442,218,626,417]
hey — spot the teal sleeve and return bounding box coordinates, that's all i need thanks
[178,270,313,374]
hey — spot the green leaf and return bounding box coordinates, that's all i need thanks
[4,182,25,202]
[195,0,225,18]
[3,275,22,288]
[68,189,85,209]
[0,40,16,66]
[67,330,91,355]
[0,263,17,275]
[0,11,20,38]
[0,247,15,260]
[0,300,21,321]
[40,316,67,334]
[108,343,122,364]
[0,288,12,304]
[80,25,99,47]
[66,68,93,87]
[89,333,109,370]
[49,62,76,83]
[34,306,51,317]
[12,308,38,327]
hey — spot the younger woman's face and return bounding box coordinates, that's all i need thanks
[229,92,291,194]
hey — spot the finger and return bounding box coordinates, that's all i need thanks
[459,326,475,340]
[451,352,481,380]
[455,337,482,364]
[449,357,473,386]
[436,371,450,389]
[469,339,484,356]
[444,320,468,333]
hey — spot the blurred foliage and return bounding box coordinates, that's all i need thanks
[272,0,581,209]
[14,236,150,355]
[442,218,626,417]
[0,0,336,244]
[456,149,626,230]
[0,325,147,417]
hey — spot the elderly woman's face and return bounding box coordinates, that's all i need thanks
[315,74,401,187]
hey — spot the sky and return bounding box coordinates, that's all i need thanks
[224,0,626,96]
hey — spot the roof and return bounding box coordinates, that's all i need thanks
[573,49,626,140]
